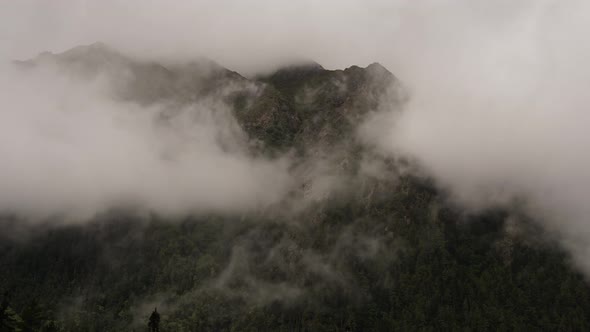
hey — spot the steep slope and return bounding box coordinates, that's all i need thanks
[251,61,404,151]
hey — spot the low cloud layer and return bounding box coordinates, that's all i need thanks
[362,1,590,274]
[3,1,590,274]
[0,63,292,220]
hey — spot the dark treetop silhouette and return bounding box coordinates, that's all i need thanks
[148,308,160,332]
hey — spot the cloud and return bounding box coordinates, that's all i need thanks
[360,1,590,274]
[3,0,590,275]
[1,0,406,74]
[0,62,292,220]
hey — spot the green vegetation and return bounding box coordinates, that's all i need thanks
[4,46,590,331]
[2,175,590,331]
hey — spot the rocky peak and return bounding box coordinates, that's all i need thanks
[14,43,404,152]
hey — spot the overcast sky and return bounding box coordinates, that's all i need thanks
[0,1,550,72]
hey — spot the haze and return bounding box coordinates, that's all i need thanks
[3,1,590,274]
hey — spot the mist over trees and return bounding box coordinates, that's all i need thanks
[0,43,589,331]
[3,1,590,331]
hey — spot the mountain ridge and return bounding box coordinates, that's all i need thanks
[2,42,588,332]
[16,42,404,154]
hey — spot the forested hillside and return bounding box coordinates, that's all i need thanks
[2,44,590,331]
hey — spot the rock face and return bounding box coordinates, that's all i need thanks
[254,61,404,152]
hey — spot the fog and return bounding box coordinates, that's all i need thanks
[361,1,590,274]
[3,1,590,272]
[3,0,404,74]
[0,63,292,220]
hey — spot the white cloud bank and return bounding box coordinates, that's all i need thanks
[0,63,292,220]
[3,0,590,273]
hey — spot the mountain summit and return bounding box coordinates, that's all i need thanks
[17,43,404,152]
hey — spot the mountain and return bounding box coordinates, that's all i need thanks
[2,44,590,331]
[16,43,403,152]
